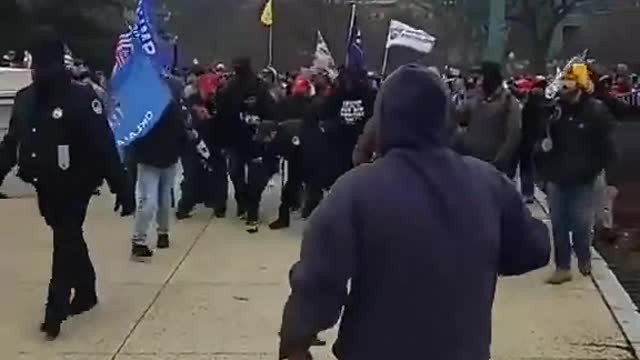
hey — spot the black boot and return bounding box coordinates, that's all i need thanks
[40,321,61,341]
[70,294,98,316]
[237,204,247,219]
[157,234,170,249]
[269,207,290,230]
[214,206,227,218]
[175,210,192,220]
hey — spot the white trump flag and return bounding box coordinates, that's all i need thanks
[386,20,436,54]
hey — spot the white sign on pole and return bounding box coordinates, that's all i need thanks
[385,20,436,54]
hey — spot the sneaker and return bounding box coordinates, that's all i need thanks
[524,195,535,204]
[246,221,259,234]
[546,269,572,285]
[578,261,592,277]
[40,321,61,341]
[131,244,154,262]
[157,234,170,249]
[175,210,192,220]
[269,218,290,230]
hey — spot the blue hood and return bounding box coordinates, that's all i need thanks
[378,64,449,154]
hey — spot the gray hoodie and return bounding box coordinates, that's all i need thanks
[279,64,550,360]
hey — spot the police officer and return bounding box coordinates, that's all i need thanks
[0,28,134,340]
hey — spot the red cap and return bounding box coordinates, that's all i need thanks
[291,76,311,96]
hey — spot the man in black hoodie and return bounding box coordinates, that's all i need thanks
[278,64,550,360]
[129,75,188,260]
[322,66,376,184]
[518,80,553,203]
[216,57,276,232]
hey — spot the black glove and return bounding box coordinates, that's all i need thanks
[114,184,135,217]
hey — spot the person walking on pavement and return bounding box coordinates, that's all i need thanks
[518,79,552,203]
[278,64,550,360]
[128,75,188,261]
[535,62,616,285]
[0,27,134,340]
[215,57,277,232]
[452,62,522,175]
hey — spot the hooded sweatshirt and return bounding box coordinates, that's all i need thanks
[279,64,550,360]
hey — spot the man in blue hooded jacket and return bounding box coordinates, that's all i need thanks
[278,64,550,360]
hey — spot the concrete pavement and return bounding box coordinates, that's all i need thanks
[0,180,635,360]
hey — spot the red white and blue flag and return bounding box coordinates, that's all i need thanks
[113,30,134,74]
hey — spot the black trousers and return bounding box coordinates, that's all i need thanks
[229,151,277,222]
[37,188,95,323]
[279,150,304,213]
[178,148,228,213]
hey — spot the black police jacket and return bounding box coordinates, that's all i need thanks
[0,81,128,196]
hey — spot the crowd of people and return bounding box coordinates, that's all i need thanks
[1,49,32,69]
[1,26,639,359]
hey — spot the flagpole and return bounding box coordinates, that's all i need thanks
[268,25,274,67]
[381,22,391,76]
[345,2,357,65]
[381,47,390,77]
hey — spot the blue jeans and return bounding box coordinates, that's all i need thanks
[548,181,596,270]
[133,163,178,246]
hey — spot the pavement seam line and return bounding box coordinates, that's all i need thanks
[110,214,216,360]
[537,192,638,359]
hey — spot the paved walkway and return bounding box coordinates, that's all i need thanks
[0,180,635,360]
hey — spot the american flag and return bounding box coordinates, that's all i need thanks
[63,45,74,69]
[113,30,134,73]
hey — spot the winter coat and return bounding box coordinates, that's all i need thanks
[279,64,550,360]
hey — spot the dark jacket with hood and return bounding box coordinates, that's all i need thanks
[320,69,376,178]
[534,94,616,186]
[215,70,276,155]
[129,76,188,168]
[276,94,312,122]
[279,64,551,360]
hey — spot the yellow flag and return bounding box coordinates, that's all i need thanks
[260,0,273,26]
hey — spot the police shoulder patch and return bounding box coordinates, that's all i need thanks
[91,99,103,115]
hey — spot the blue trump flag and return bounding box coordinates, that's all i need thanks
[108,40,173,150]
[132,0,175,72]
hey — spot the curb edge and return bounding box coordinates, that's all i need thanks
[536,190,640,359]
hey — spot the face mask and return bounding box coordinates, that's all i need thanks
[32,62,66,93]
[481,77,501,96]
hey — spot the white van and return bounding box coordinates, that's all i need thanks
[0,67,32,106]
